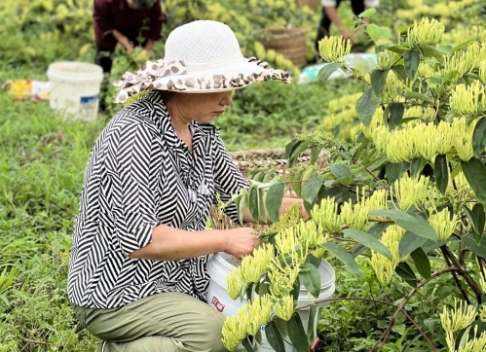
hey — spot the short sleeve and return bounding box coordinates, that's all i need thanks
[109,122,163,256]
[212,135,249,224]
[321,0,337,7]
[364,0,379,7]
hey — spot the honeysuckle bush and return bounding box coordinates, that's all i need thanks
[221,16,486,352]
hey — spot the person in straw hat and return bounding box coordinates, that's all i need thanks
[68,20,308,352]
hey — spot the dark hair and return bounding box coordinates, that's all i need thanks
[129,0,158,9]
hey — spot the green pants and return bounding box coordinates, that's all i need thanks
[73,292,228,352]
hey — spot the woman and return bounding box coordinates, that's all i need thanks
[94,0,165,74]
[68,20,306,352]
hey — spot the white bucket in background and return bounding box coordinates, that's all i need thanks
[47,61,103,122]
[206,252,336,352]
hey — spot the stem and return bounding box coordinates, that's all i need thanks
[368,266,458,352]
[442,245,483,304]
[441,246,471,305]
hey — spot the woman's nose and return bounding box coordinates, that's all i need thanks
[220,93,233,106]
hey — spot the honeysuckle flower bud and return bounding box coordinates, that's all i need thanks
[428,208,458,241]
[311,198,342,233]
[328,93,360,114]
[297,220,328,249]
[227,268,244,300]
[377,51,401,70]
[480,277,486,295]
[273,295,295,321]
[479,61,486,84]
[222,315,248,351]
[382,73,407,104]
[369,225,405,286]
[268,259,300,298]
[464,42,486,69]
[391,173,429,212]
[406,18,444,47]
[385,128,416,162]
[435,121,455,154]
[239,244,275,284]
[440,298,477,334]
[453,118,476,161]
[480,305,486,323]
[319,36,351,63]
[458,326,486,352]
[245,295,272,336]
[443,50,477,77]
[340,201,369,230]
[365,189,389,211]
[450,81,486,118]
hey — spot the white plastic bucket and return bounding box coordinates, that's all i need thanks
[206,252,336,352]
[47,61,103,122]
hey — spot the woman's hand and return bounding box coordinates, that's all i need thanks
[112,30,134,52]
[222,228,258,259]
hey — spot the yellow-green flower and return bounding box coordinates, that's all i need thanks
[377,51,401,70]
[406,18,444,47]
[453,118,476,161]
[428,208,458,241]
[450,81,486,118]
[391,173,429,212]
[311,198,342,233]
[440,298,477,334]
[369,225,405,286]
[227,268,244,300]
[318,36,351,63]
[239,244,274,284]
[273,295,295,321]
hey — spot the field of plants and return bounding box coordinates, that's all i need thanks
[2,0,486,351]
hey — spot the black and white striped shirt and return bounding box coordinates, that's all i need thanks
[68,92,248,309]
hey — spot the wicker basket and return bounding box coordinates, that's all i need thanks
[209,148,329,231]
[258,28,307,68]
[296,0,321,10]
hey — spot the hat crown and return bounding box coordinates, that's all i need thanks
[164,21,244,68]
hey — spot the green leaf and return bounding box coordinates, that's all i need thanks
[291,276,300,302]
[434,154,449,195]
[287,313,310,352]
[473,117,486,157]
[352,223,389,257]
[359,8,376,17]
[395,262,418,287]
[391,65,408,81]
[310,146,321,165]
[461,158,486,204]
[421,45,444,64]
[302,175,323,205]
[329,164,352,179]
[404,91,433,103]
[307,305,320,346]
[289,141,312,166]
[386,162,406,184]
[371,69,389,95]
[464,203,485,243]
[291,168,305,197]
[410,157,425,177]
[384,44,408,54]
[369,209,438,241]
[265,321,286,352]
[235,192,247,225]
[249,185,259,222]
[322,242,362,278]
[266,182,285,223]
[398,231,428,258]
[343,228,393,260]
[366,23,381,42]
[285,139,301,160]
[242,337,256,352]
[258,187,266,222]
[305,254,322,269]
[452,39,477,53]
[274,317,289,337]
[356,85,381,127]
[403,50,420,80]
[317,63,343,82]
[299,263,321,298]
[389,102,404,125]
[410,247,431,279]
[255,329,262,345]
[462,234,486,258]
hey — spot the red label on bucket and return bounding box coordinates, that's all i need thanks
[211,296,225,312]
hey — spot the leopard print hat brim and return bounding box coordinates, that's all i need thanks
[112,57,291,104]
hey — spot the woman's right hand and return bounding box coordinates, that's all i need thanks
[222,228,258,259]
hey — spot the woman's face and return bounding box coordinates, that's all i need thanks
[173,91,233,124]
[126,0,140,10]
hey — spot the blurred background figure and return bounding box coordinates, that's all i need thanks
[315,0,379,52]
[93,0,165,74]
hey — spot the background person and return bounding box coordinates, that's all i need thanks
[68,20,306,352]
[93,0,165,74]
[315,0,379,52]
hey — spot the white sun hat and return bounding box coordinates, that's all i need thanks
[113,20,291,103]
